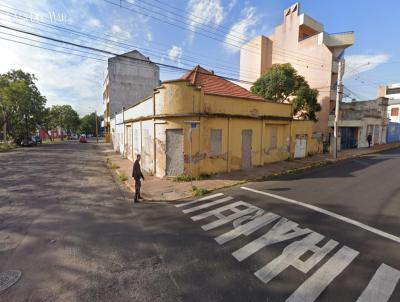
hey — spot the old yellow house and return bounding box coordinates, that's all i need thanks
[111,66,321,178]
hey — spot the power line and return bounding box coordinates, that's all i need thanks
[0,23,257,85]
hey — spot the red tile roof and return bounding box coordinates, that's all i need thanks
[180,65,265,101]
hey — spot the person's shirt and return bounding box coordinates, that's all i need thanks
[132,160,144,180]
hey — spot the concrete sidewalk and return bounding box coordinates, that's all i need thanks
[97,142,400,202]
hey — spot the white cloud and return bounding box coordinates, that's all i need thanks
[168,45,183,63]
[146,32,153,42]
[87,17,102,28]
[111,24,122,33]
[224,6,260,53]
[187,0,224,32]
[344,54,390,78]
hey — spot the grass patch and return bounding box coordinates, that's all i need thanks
[116,170,128,182]
[173,173,212,182]
[192,186,210,196]
[111,163,120,170]
[0,144,16,153]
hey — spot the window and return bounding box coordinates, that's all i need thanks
[303,33,310,40]
[270,127,278,149]
[391,107,399,116]
[387,87,400,95]
[210,129,222,157]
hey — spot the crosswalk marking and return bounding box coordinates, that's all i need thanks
[182,196,233,213]
[215,212,280,245]
[175,193,224,208]
[232,218,312,262]
[356,263,400,302]
[254,232,338,284]
[286,245,359,302]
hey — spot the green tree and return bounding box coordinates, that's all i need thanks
[251,64,321,121]
[0,70,47,140]
[79,112,101,136]
[50,105,80,139]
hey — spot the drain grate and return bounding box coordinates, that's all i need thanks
[0,270,21,293]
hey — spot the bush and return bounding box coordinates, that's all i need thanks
[117,170,128,182]
[192,186,210,196]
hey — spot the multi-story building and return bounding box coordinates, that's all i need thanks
[103,50,160,141]
[111,66,321,178]
[239,2,354,140]
[378,83,400,123]
[328,98,389,149]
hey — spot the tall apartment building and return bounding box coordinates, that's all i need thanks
[103,50,160,140]
[239,2,354,139]
[378,83,400,123]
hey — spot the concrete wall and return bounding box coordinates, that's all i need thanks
[106,51,159,119]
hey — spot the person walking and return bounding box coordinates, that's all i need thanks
[132,154,144,202]
[367,134,372,148]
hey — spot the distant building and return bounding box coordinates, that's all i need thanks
[239,2,354,139]
[103,50,160,141]
[111,66,321,178]
[378,83,400,123]
[328,98,389,149]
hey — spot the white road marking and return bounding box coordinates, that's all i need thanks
[254,232,338,284]
[215,212,280,245]
[175,193,224,208]
[232,218,312,262]
[356,263,400,302]
[182,196,233,213]
[190,201,260,231]
[286,245,359,302]
[241,186,400,244]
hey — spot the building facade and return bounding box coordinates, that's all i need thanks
[378,83,400,123]
[111,66,321,178]
[328,98,389,149]
[239,2,354,139]
[103,50,160,141]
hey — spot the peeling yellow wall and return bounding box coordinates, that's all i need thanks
[291,120,323,155]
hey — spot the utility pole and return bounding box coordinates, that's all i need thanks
[333,59,344,159]
[95,110,99,144]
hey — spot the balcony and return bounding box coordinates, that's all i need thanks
[318,31,355,48]
[299,14,323,33]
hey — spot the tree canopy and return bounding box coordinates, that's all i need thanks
[0,70,47,140]
[50,105,80,136]
[251,63,321,121]
[79,112,101,136]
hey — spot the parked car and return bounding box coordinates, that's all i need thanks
[32,135,42,144]
[79,134,87,143]
[21,137,37,147]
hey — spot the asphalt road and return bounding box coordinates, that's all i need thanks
[1,142,399,301]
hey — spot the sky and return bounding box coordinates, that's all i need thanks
[0,0,398,116]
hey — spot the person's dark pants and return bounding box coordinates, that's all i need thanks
[368,141,371,148]
[134,179,141,202]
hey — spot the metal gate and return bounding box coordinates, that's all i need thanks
[294,135,307,158]
[241,129,252,170]
[340,127,358,149]
[166,129,184,176]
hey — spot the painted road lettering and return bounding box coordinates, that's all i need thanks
[254,232,338,284]
[190,201,259,231]
[175,194,399,301]
[233,217,312,262]
[286,245,359,302]
[215,212,280,245]
[356,263,400,302]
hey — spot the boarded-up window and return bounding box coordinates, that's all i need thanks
[210,129,222,157]
[391,107,399,116]
[270,127,278,149]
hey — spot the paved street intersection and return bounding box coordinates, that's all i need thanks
[0,142,399,301]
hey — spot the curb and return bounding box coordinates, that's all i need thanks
[109,143,400,203]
